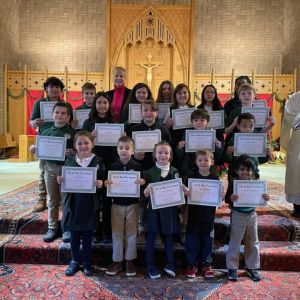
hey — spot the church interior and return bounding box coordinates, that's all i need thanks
[0,1,299,299]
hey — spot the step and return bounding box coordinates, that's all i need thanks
[1,210,297,242]
[1,234,299,271]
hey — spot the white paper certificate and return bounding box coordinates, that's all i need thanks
[132,130,161,152]
[172,108,195,130]
[150,178,185,209]
[233,180,267,207]
[252,100,267,108]
[157,103,172,123]
[95,123,124,146]
[73,109,91,129]
[234,133,266,157]
[188,179,222,207]
[185,130,216,152]
[107,171,141,197]
[241,107,269,127]
[61,166,97,193]
[128,104,142,123]
[36,136,66,161]
[40,101,56,122]
[207,110,225,129]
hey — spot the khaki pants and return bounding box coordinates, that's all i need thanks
[44,162,62,230]
[38,160,47,200]
[226,210,260,270]
[111,203,139,262]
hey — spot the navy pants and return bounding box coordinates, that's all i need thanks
[146,232,174,267]
[70,230,93,267]
[185,232,213,267]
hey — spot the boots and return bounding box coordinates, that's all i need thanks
[32,199,47,212]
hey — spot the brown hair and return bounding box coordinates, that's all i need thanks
[74,130,94,146]
[141,100,159,112]
[117,135,135,149]
[153,141,173,162]
[173,83,191,106]
[81,82,96,92]
[191,109,210,122]
[237,112,255,124]
[156,80,174,103]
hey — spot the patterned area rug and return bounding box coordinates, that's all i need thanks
[1,264,298,300]
[0,263,120,300]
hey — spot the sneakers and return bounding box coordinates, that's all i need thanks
[202,265,214,279]
[83,265,93,277]
[148,266,161,279]
[228,269,238,281]
[163,265,176,278]
[62,231,71,243]
[32,199,47,212]
[65,261,79,276]
[186,266,198,278]
[126,260,136,277]
[105,262,122,276]
[43,229,58,243]
[246,268,261,282]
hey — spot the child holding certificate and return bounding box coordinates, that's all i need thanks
[30,101,76,243]
[225,155,270,282]
[163,84,195,161]
[185,149,220,279]
[144,141,188,279]
[30,77,65,213]
[224,112,271,181]
[120,82,153,130]
[105,136,145,277]
[176,109,223,178]
[225,84,275,148]
[82,91,116,243]
[57,131,106,277]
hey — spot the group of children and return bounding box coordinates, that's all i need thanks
[29,69,274,282]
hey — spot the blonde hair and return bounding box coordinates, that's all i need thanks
[112,66,126,77]
[195,149,214,161]
[237,83,256,96]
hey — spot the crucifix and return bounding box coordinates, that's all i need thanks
[137,53,163,88]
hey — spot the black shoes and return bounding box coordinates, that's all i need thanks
[65,261,79,276]
[43,229,58,243]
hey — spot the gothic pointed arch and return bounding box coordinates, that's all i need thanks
[111,5,188,95]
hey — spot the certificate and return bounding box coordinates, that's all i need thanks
[36,136,66,161]
[241,107,269,127]
[95,123,124,146]
[107,171,141,197]
[132,130,161,152]
[172,108,195,130]
[234,133,266,157]
[187,179,222,207]
[157,103,171,123]
[150,178,185,209]
[207,110,225,129]
[73,109,91,129]
[185,130,216,152]
[40,101,56,122]
[252,100,267,108]
[61,166,97,193]
[128,104,142,123]
[233,180,267,207]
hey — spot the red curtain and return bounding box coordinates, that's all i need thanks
[26,90,84,135]
[218,93,273,108]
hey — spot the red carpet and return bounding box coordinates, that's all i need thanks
[1,264,299,300]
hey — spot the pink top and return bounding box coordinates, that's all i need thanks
[112,84,125,122]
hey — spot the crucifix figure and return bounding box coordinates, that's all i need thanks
[137,53,163,88]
